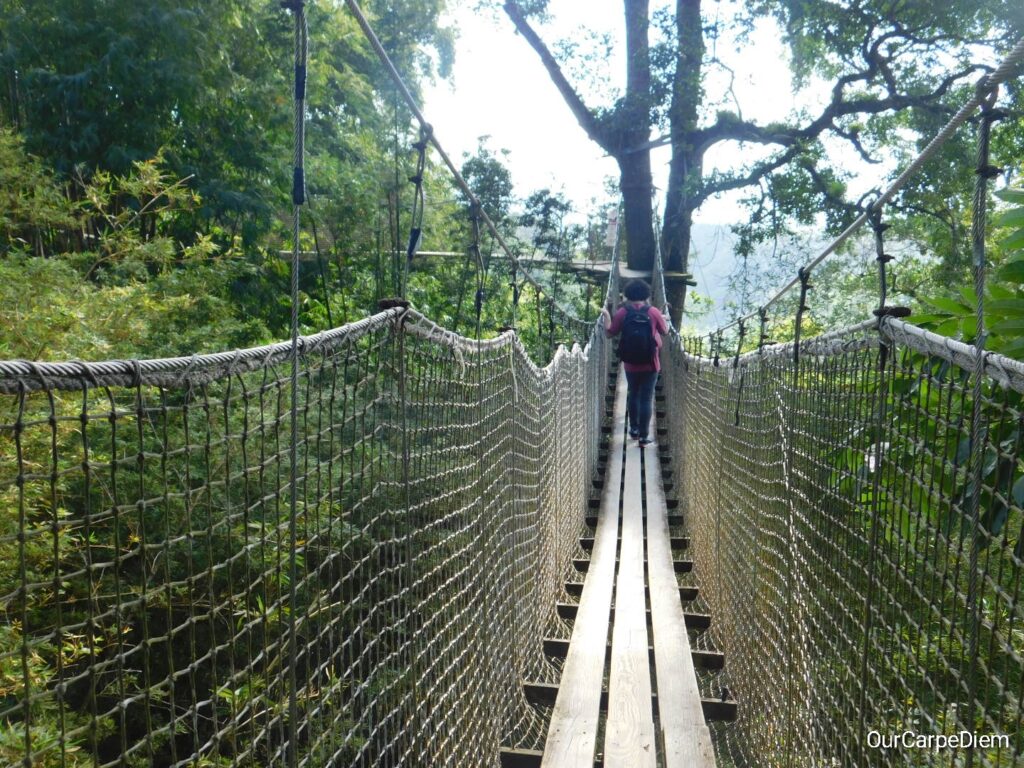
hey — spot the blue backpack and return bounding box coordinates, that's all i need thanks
[618,304,655,365]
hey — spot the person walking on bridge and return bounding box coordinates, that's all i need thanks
[599,279,668,446]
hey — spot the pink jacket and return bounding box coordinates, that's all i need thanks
[605,303,669,372]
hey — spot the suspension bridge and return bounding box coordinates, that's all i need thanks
[2,2,1024,766]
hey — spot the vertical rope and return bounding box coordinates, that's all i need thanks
[406,125,430,298]
[964,83,1001,768]
[784,268,811,768]
[284,2,308,765]
[869,207,892,316]
[13,383,31,768]
[857,204,892,763]
[396,310,419,759]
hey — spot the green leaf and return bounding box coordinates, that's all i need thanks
[923,296,969,315]
[1012,474,1024,508]
[1000,227,1024,251]
[995,208,1024,228]
[990,317,1024,334]
[960,316,977,339]
[997,338,1024,359]
[987,299,1024,316]
[994,188,1024,205]
[982,498,1009,539]
[996,260,1024,284]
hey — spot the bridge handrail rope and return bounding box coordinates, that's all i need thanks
[342,0,589,334]
[697,34,1024,341]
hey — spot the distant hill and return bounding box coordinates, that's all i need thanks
[686,224,741,331]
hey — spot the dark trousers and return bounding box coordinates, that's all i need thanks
[624,370,658,439]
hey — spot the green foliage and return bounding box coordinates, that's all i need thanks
[0,138,272,361]
[917,187,1024,360]
[0,130,76,254]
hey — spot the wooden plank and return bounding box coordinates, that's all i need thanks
[526,680,732,719]
[603,438,656,767]
[543,638,724,670]
[645,418,717,767]
[558,603,708,628]
[565,582,697,602]
[541,370,627,768]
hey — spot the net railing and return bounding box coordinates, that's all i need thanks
[0,304,610,767]
[660,316,1024,766]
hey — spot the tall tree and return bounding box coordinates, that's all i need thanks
[502,0,1023,324]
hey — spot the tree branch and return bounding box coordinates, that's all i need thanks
[834,125,880,164]
[693,59,988,167]
[502,1,611,150]
[696,144,804,203]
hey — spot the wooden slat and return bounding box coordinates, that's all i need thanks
[543,638,725,670]
[604,438,656,767]
[645,419,717,766]
[541,370,626,768]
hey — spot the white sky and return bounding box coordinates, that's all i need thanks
[422,0,825,225]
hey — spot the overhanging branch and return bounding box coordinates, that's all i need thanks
[502,1,611,150]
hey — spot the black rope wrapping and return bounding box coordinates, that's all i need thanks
[757,307,769,352]
[793,268,812,367]
[869,206,891,314]
[406,125,431,269]
[733,320,746,427]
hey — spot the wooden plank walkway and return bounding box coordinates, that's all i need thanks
[539,369,716,768]
[539,371,627,767]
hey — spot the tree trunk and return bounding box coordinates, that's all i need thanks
[619,0,655,275]
[662,148,699,325]
[618,151,656,273]
[661,0,704,327]
[502,0,658,279]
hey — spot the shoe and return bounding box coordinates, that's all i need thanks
[629,428,639,439]
[638,437,653,447]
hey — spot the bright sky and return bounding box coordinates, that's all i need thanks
[422,1,817,225]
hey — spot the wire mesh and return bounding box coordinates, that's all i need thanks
[662,315,1024,767]
[0,307,608,767]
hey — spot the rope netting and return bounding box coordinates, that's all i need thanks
[652,36,1024,768]
[662,319,1024,767]
[0,300,611,767]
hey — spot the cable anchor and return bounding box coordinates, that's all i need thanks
[793,267,812,366]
